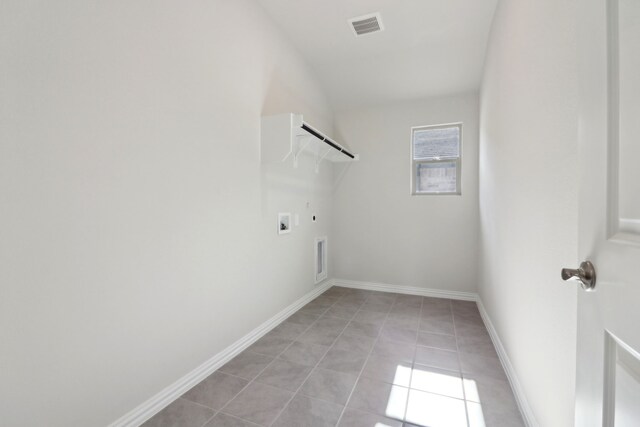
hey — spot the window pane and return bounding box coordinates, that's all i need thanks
[416,162,457,193]
[413,126,460,160]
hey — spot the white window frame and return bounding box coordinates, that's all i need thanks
[410,123,463,196]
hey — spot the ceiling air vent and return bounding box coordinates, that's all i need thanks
[348,12,384,37]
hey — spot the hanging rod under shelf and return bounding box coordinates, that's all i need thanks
[300,123,355,160]
[261,113,358,166]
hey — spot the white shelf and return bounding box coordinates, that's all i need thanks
[260,113,358,171]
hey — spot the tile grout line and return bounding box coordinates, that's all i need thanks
[350,298,469,406]
[401,292,426,425]
[452,301,472,427]
[334,292,399,426]
[175,397,220,412]
[183,288,442,427]
[172,398,218,427]
[185,292,505,427]
[403,298,473,426]
[211,297,339,426]
[199,411,218,427]
[264,289,365,427]
[210,413,262,427]
[291,300,391,409]
[180,289,483,427]
[184,290,472,427]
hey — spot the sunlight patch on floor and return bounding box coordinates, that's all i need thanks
[384,385,409,420]
[466,401,487,427]
[411,366,465,399]
[382,364,485,426]
[392,364,413,387]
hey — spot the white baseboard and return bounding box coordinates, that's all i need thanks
[110,278,535,427]
[477,299,538,427]
[333,278,478,301]
[109,279,334,427]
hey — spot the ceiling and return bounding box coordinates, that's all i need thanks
[256,0,498,110]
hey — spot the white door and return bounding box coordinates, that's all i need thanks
[575,0,640,425]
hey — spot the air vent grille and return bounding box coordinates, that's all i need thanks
[349,13,384,36]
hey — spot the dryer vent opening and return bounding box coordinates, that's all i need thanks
[315,237,327,283]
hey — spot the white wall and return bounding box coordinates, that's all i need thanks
[0,1,334,425]
[618,0,640,224]
[478,0,578,425]
[331,94,479,293]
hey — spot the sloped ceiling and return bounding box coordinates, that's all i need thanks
[256,0,498,110]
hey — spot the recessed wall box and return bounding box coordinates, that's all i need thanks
[278,213,291,235]
[315,236,328,283]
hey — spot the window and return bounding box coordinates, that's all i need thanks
[411,123,462,195]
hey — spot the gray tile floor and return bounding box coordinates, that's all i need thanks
[143,287,524,427]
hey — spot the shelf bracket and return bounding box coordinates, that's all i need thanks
[315,147,333,173]
[293,136,313,168]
